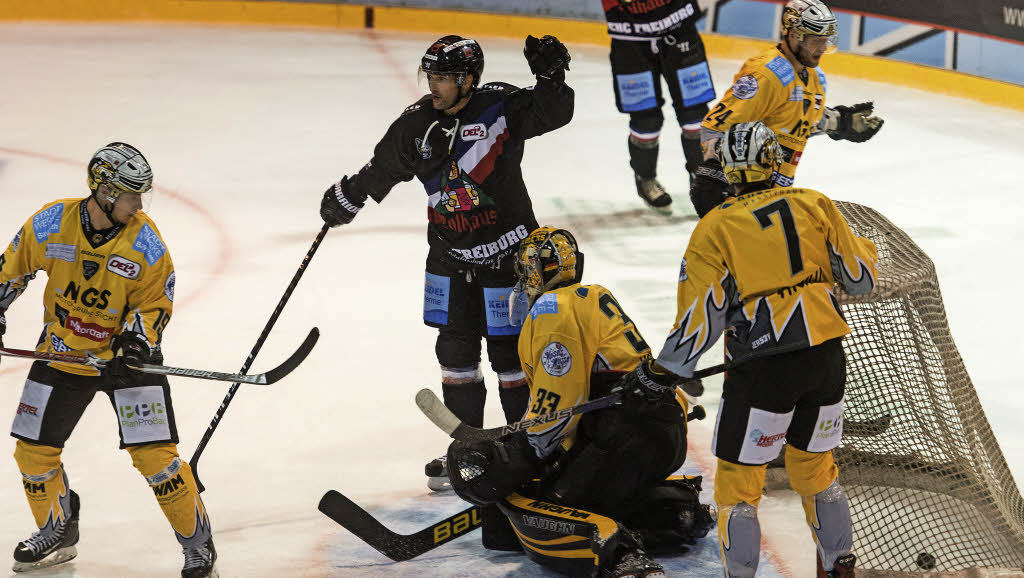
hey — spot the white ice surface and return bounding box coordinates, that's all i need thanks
[1,23,1022,577]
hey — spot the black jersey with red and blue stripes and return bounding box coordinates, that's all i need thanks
[345,77,574,268]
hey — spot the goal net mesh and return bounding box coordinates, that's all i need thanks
[834,201,1024,572]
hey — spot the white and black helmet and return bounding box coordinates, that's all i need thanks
[87,142,153,198]
[782,0,839,51]
[717,121,783,186]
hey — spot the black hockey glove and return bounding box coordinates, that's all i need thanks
[104,332,151,387]
[828,102,883,143]
[689,158,730,218]
[320,176,366,227]
[446,431,540,507]
[619,357,679,412]
[524,34,570,82]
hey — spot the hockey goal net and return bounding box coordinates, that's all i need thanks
[832,201,1024,574]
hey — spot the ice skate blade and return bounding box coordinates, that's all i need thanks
[12,545,78,572]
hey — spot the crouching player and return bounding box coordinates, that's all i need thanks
[445,227,715,577]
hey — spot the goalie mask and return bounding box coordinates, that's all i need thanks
[513,227,584,308]
[717,121,783,187]
[782,0,839,63]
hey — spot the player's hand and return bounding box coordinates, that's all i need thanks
[619,357,678,411]
[524,35,570,82]
[320,176,365,227]
[828,102,883,143]
[689,158,729,218]
[104,332,151,387]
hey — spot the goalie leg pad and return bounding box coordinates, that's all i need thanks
[15,440,73,529]
[499,491,621,577]
[128,443,212,548]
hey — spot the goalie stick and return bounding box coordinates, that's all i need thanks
[317,490,481,562]
[0,327,319,385]
[417,384,711,444]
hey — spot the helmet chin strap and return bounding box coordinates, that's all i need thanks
[92,189,120,227]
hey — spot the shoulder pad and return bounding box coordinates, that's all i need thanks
[764,56,795,86]
[402,96,431,116]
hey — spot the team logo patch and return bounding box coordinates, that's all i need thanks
[32,204,64,242]
[50,333,72,353]
[132,224,166,266]
[107,255,141,280]
[678,258,688,282]
[82,260,99,280]
[732,75,758,100]
[530,293,559,319]
[415,137,432,160]
[540,341,572,377]
[164,271,176,302]
[45,243,76,263]
[460,123,487,141]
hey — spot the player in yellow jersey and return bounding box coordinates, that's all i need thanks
[619,122,877,576]
[0,143,216,577]
[689,0,884,216]
[444,227,714,577]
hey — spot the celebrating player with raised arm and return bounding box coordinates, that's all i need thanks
[443,227,715,577]
[690,0,884,217]
[602,0,716,214]
[318,35,574,493]
[620,122,878,576]
[0,143,216,577]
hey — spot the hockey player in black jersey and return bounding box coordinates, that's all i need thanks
[603,0,716,214]
[319,35,573,497]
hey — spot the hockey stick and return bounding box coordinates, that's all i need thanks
[417,363,721,443]
[190,223,331,492]
[0,328,318,385]
[317,490,481,562]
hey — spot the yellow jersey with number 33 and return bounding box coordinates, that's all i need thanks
[702,45,827,186]
[0,198,175,376]
[655,187,877,378]
[517,283,652,459]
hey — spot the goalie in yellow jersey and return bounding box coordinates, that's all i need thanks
[689,0,884,217]
[0,143,216,577]
[444,227,715,577]
[619,121,878,577]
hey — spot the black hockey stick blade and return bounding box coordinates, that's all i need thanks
[318,490,481,562]
[255,326,320,385]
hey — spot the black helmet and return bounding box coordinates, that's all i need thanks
[421,35,485,87]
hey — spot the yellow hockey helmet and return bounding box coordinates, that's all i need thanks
[514,227,583,304]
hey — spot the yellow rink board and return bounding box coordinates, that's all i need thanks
[2,0,1023,112]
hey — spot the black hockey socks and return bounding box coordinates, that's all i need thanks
[442,380,486,428]
[628,134,659,179]
[499,384,530,425]
[682,129,704,177]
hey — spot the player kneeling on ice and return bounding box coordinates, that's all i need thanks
[444,227,715,577]
[622,121,879,577]
[0,143,217,577]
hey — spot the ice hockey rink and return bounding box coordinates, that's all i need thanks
[2,21,1024,577]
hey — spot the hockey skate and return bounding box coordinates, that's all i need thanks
[12,490,80,572]
[635,175,673,216]
[818,553,856,578]
[602,547,665,578]
[181,536,218,578]
[425,455,451,492]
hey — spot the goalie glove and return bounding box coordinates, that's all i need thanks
[446,431,540,506]
[826,102,883,143]
[524,34,571,82]
[320,176,366,227]
[104,332,151,387]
